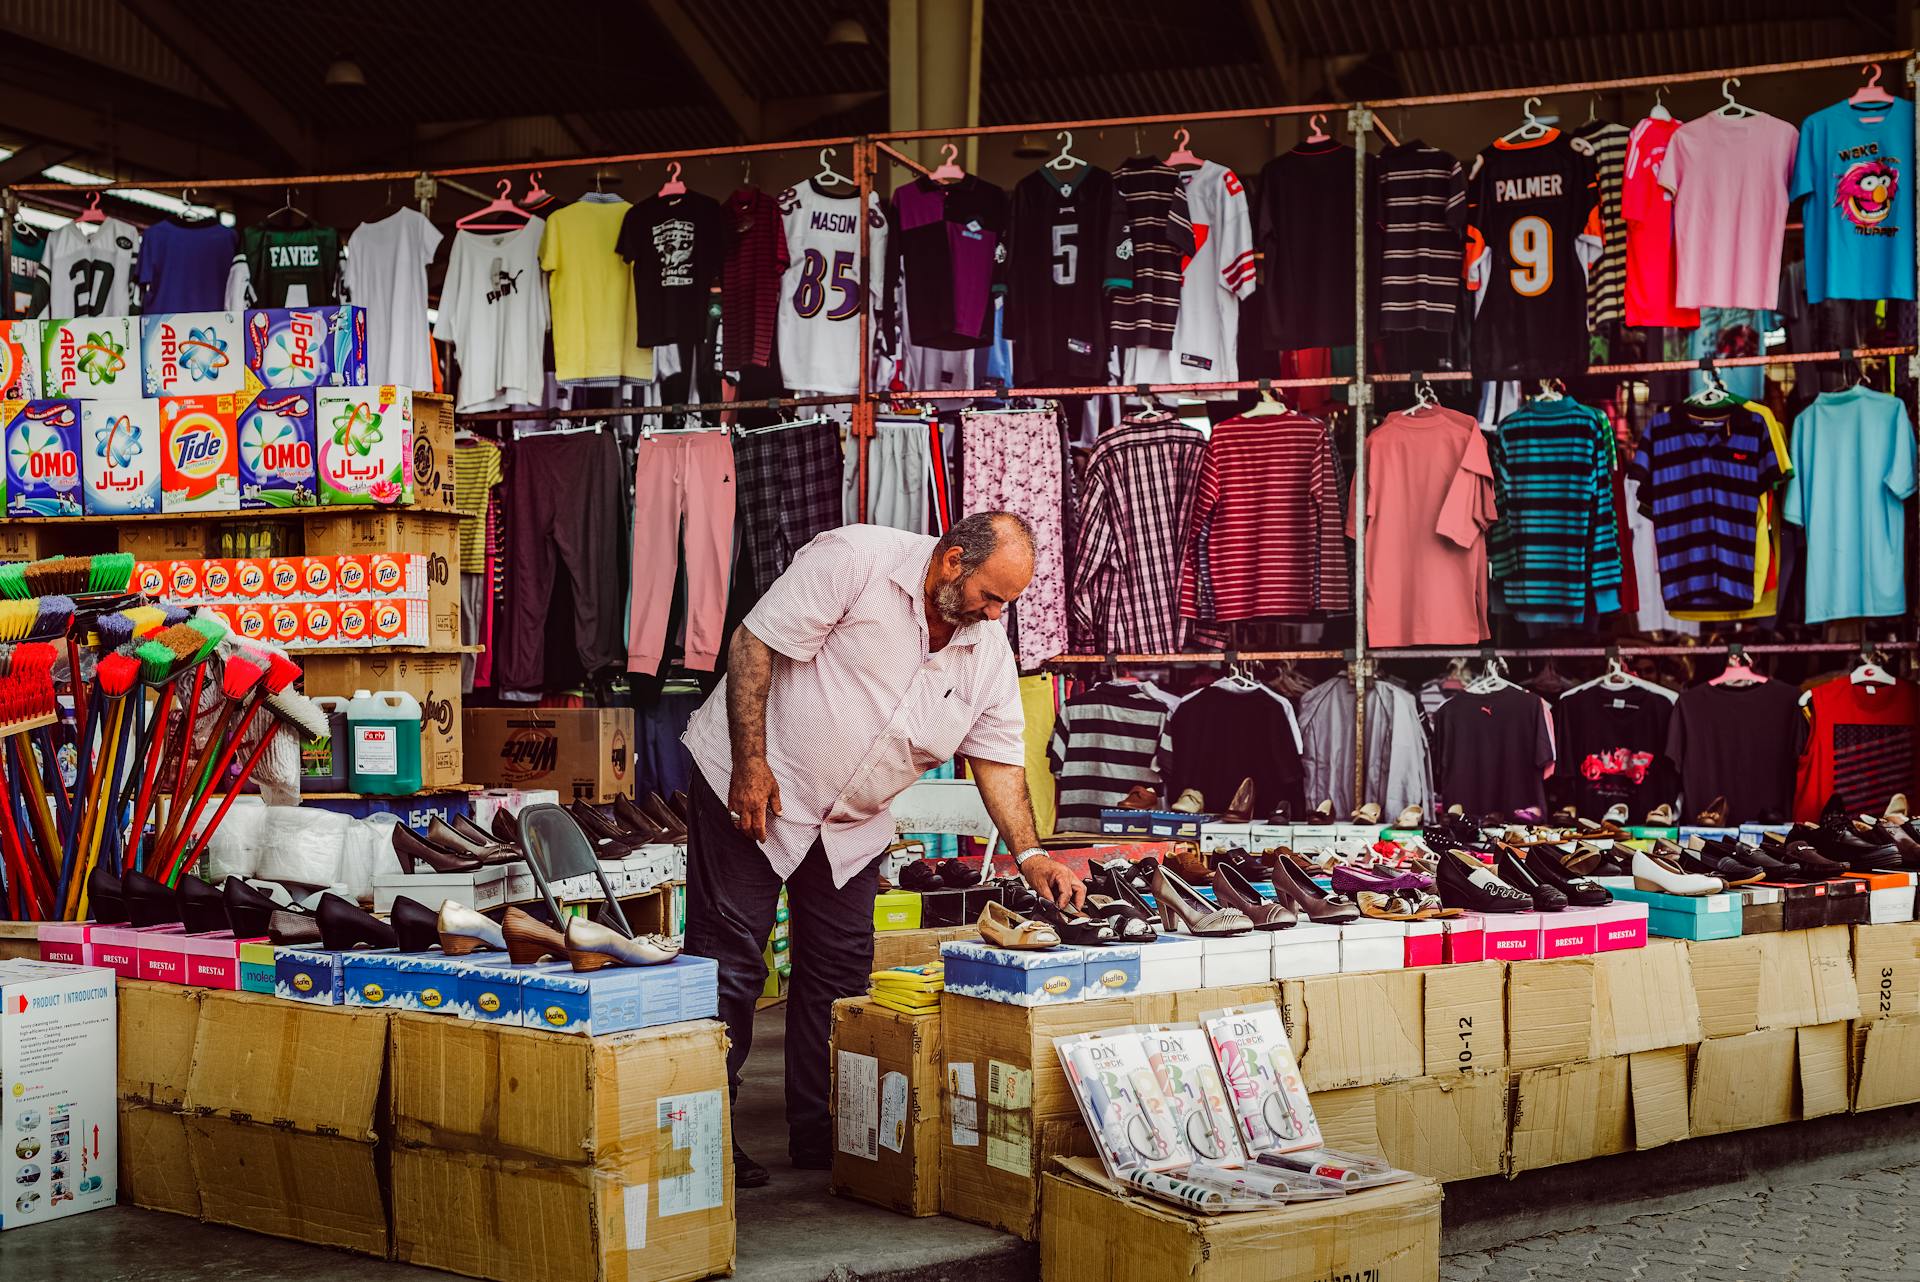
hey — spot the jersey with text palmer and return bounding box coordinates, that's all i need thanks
[1464,131,1602,378]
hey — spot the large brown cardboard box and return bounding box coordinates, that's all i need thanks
[1852,1013,1920,1110]
[1312,1070,1508,1183]
[464,707,636,803]
[1295,970,1425,1091]
[119,1103,199,1218]
[1594,939,1702,1056]
[1691,929,1859,1039]
[388,1014,734,1282]
[118,520,211,560]
[300,651,463,788]
[1422,961,1506,1076]
[407,391,459,513]
[119,979,202,1106]
[830,997,942,1216]
[1851,922,1920,1022]
[188,1114,389,1255]
[1041,1157,1442,1282]
[872,924,977,972]
[1689,1023,1851,1136]
[303,507,462,646]
[1505,1048,1691,1175]
[1505,956,1596,1069]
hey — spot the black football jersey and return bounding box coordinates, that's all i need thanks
[1464,132,1601,378]
[1005,165,1132,386]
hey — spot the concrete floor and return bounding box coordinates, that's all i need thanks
[0,1002,1029,1282]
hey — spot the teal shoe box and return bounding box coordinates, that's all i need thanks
[518,954,719,1035]
[1605,883,1743,940]
[273,946,347,1004]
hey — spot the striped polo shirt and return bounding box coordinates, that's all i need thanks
[1629,403,1781,610]
[1487,396,1624,622]
[1048,681,1173,830]
[1110,158,1195,351]
[1575,120,1630,330]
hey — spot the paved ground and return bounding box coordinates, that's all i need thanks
[1442,1163,1920,1282]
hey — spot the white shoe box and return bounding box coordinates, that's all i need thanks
[1339,919,1408,973]
[1199,823,1255,853]
[1288,825,1338,854]
[371,864,508,914]
[0,960,117,1230]
[1271,922,1342,979]
[1134,934,1205,994]
[1245,823,1294,854]
[1161,930,1273,986]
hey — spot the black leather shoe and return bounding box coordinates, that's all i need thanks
[86,864,127,924]
[389,895,442,952]
[178,875,229,934]
[899,860,942,891]
[393,824,482,874]
[427,816,520,866]
[267,909,322,946]
[452,814,501,847]
[223,877,301,938]
[1807,819,1907,871]
[568,801,643,856]
[735,1144,770,1188]
[1703,835,1803,883]
[1496,847,1568,912]
[1436,847,1534,914]
[612,794,667,841]
[316,892,398,951]
[1760,832,1848,881]
[124,869,182,927]
[640,792,688,840]
[1525,845,1612,906]
[1670,838,1765,886]
[491,807,522,845]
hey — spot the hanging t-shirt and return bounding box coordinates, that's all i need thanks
[1666,679,1805,824]
[1573,119,1629,330]
[1125,160,1254,392]
[1463,130,1602,377]
[432,219,549,413]
[1554,683,1676,822]
[5,226,48,319]
[1431,686,1554,818]
[1792,677,1919,821]
[1369,140,1468,335]
[342,208,442,390]
[1258,139,1366,349]
[776,181,887,395]
[1048,681,1173,831]
[1790,98,1915,304]
[1783,385,1916,623]
[1628,402,1782,611]
[721,187,788,372]
[890,174,1007,351]
[44,218,139,317]
[137,215,237,313]
[617,192,725,348]
[1487,395,1623,623]
[1157,683,1306,821]
[1621,116,1699,329]
[539,196,654,385]
[241,221,342,307]
[1007,164,1131,387]
[1110,157,1194,351]
[1657,111,1797,311]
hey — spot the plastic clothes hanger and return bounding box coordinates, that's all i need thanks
[1468,656,1518,694]
[1304,113,1331,144]
[1045,132,1086,173]
[929,143,966,183]
[1715,78,1756,119]
[1708,648,1764,687]
[76,191,105,225]
[1406,374,1441,413]
[1851,64,1893,123]
[1563,655,1677,703]
[814,148,853,189]
[520,170,553,209]
[1166,128,1202,168]
[1850,647,1896,687]
[656,161,686,197]
[1532,377,1565,402]
[1242,382,1290,417]
[1649,86,1673,122]
[1501,97,1553,144]
[457,179,534,230]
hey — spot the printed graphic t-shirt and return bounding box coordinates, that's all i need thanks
[617,192,725,348]
[1554,683,1675,822]
[1790,98,1915,303]
[242,222,343,307]
[1793,677,1920,822]
[433,219,549,413]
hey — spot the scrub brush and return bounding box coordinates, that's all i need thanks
[0,564,27,601]
[23,556,89,600]
[88,553,134,595]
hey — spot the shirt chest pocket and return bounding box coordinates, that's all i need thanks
[909,692,976,770]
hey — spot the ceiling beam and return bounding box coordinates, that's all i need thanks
[556,113,614,155]
[1239,0,1300,102]
[642,0,763,139]
[0,82,264,187]
[117,0,317,166]
[0,142,79,187]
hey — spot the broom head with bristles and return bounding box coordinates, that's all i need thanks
[88,553,134,595]
[265,688,330,740]
[218,651,268,702]
[94,649,141,700]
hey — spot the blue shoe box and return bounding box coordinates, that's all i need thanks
[1603,883,1743,941]
[1078,944,1142,1000]
[1099,809,1204,840]
[273,945,347,1004]
[445,954,531,1025]
[940,940,1089,1007]
[519,954,719,1036]
[342,950,473,1014]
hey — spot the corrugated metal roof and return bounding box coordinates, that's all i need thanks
[0,0,219,102]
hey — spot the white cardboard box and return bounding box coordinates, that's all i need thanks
[1339,918,1408,973]
[371,864,508,914]
[0,960,117,1230]
[1271,922,1342,979]
[1244,824,1294,854]
[1134,934,1205,994]
[1199,823,1255,853]
[1159,931,1272,987]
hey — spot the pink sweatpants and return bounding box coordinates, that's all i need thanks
[627,433,736,673]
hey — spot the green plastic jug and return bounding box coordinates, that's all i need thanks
[347,689,422,795]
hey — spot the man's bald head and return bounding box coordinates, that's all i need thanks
[927,512,1036,626]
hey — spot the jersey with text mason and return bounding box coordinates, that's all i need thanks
[776,182,889,395]
[1464,131,1602,378]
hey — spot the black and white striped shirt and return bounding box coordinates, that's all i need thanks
[1048,681,1174,831]
[1371,141,1467,334]
[1575,120,1629,330]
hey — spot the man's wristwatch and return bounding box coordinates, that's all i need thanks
[1013,847,1048,868]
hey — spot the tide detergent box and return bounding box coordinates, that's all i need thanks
[80,400,162,515]
[4,398,83,516]
[140,311,244,398]
[40,315,135,397]
[158,393,240,513]
[0,319,39,398]
[316,385,412,505]
[244,306,367,390]
[237,388,317,508]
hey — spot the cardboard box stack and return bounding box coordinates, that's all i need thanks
[831,997,944,1216]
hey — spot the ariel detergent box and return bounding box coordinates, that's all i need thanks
[4,399,83,516]
[243,306,366,392]
[237,388,317,508]
[158,394,240,513]
[316,386,412,505]
[0,319,39,398]
[40,316,136,397]
[80,400,162,515]
[140,311,244,398]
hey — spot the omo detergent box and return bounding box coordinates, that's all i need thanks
[0,319,39,399]
[139,311,244,398]
[316,385,412,505]
[243,306,367,391]
[4,399,83,517]
[79,400,161,515]
[157,393,240,513]
[40,316,136,397]
[236,388,317,508]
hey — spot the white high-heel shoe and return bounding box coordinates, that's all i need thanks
[1631,848,1723,897]
[436,900,507,955]
[563,917,683,971]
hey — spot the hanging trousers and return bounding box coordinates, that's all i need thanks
[495,431,626,690]
[627,433,736,674]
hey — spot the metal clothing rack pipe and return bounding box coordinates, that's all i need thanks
[1373,643,1920,660]
[454,394,856,423]
[1048,650,1350,665]
[889,376,1352,401]
[1348,108,1373,811]
[1370,347,1918,382]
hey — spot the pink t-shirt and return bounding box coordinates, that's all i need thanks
[1657,111,1798,310]
[1621,116,1700,328]
[1347,406,1497,647]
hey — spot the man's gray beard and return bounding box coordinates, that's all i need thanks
[934,578,979,625]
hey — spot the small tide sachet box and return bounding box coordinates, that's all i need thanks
[40,315,136,396]
[244,306,367,390]
[81,400,162,515]
[0,318,39,398]
[316,385,413,505]
[140,311,244,397]
[4,398,83,516]
[158,393,240,512]
[237,388,318,507]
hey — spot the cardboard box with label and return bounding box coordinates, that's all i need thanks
[0,960,118,1231]
[1041,1157,1442,1282]
[464,707,635,803]
[303,508,460,646]
[1690,927,1858,1039]
[389,1014,734,1282]
[831,997,943,1217]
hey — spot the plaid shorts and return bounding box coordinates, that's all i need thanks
[734,420,845,598]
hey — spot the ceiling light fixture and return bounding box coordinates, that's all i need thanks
[824,17,869,47]
[324,59,366,88]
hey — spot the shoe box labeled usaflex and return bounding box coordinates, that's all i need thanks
[0,960,116,1231]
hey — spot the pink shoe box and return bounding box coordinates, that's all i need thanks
[1594,902,1650,951]
[37,921,95,966]
[178,931,254,989]
[137,928,193,984]
[1541,908,1603,958]
[1443,913,1486,964]
[92,923,185,979]
[1404,920,1445,967]
[1482,912,1543,963]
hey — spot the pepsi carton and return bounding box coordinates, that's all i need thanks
[4,399,83,517]
[237,388,318,508]
[139,311,244,398]
[158,394,240,513]
[80,400,162,515]
[243,306,367,391]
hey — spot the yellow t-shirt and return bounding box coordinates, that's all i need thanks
[539,199,655,383]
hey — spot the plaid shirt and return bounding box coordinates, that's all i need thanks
[1069,417,1207,653]
[735,419,845,598]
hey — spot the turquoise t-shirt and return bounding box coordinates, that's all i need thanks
[1790,98,1915,304]
[1783,386,1915,622]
